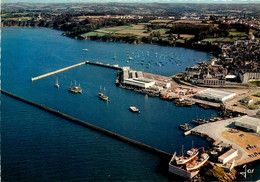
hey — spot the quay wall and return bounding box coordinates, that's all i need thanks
[31,62,86,81]
[86,61,122,70]
[1,90,171,159]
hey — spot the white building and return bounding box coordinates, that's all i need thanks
[194,88,236,103]
[121,67,155,88]
[218,149,238,164]
[235,116,260,133]
[123,78,155,89]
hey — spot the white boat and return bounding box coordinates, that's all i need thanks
[55,79,59,88]
[83,49,88,51]
[129,106,140,113]
[99,87,109,102]
[175,148,199,165]
[186,153,209,171]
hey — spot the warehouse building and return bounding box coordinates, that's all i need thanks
[235,116,260,133]
[218,149,238,164]
[120,67,155,89]
[123,78,155,89]
[194,88,236,103]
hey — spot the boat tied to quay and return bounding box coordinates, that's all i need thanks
[186,152,209,171]
[175,146,199,165]
[179,123,193,131]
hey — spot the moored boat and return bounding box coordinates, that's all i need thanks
[175,148,199,165]
[68,81,82,94]
[99,87,109,102]
[179,123,192,131]
[129,106,140,113]
[186,153,209,171]
[55,78,59,88]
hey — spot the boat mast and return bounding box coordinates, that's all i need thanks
[182,145,184,156]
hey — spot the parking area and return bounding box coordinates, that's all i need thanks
[222,130,260,162]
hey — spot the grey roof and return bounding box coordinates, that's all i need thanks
[236,116,260,127]
[195,88,236,100]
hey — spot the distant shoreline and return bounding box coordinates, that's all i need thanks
[2,25,220,57]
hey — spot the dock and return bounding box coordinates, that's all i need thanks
[31,61,122,81]
[31,62,87,81]
[85,61,122,70]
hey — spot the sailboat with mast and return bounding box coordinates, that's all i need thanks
[99,86,109,102]
[68,81,82,94]
[55,78,59,88]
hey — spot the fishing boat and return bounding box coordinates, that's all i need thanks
[179,123,192,131]
[55,78,59,88]
[175,146,199,165]
[99,87,109,102]
[68,81,82,94]
[129,106,140,113]
[186,153,209,171]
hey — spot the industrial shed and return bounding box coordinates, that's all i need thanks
[218,149,238,164]
[235,116,260,133]
[194,88,236,103]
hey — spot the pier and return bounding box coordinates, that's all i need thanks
[85,61,122,70]
[31,62,87,81]
[31,61,122,81]
[1,90,171,159]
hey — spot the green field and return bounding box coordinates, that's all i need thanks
[176,39,185,44]
[80,32,107,38]
[96,29,118,33]
[202,36,247,43]
[229,32,248,37]
[152,29,170,34]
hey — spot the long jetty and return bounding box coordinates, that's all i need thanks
[1,90,171,158]
[31,62,87,81]
[31,61,121,81]
[85,61,122,70]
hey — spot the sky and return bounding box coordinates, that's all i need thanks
[2,0,260,3]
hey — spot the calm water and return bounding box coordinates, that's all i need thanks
[2,28,258,181]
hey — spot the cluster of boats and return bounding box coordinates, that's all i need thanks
[55,80,141,113]
[118,84,160,97]
[174,98,195,107]
[122,49,185,69]
[179,123,193,131]
[179,116,223,132]
[169,146,210,172]
[55,79,111,101]
[191,117,222,125]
